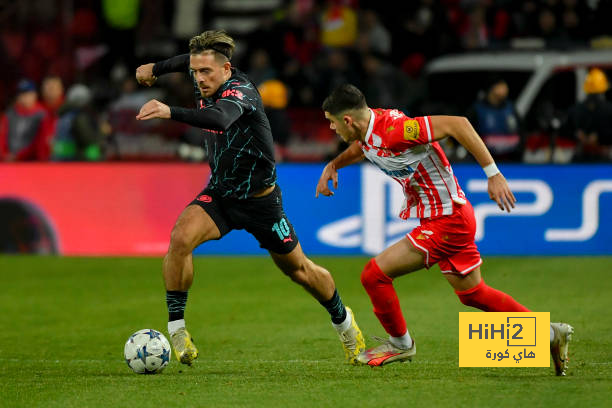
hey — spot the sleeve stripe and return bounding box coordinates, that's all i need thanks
[424,116,432,143]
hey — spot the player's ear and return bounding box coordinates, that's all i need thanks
[343,114,352,126]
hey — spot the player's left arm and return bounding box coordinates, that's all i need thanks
[429,115,516,212]
[136,98,244,131]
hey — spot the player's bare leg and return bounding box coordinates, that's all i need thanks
[164,205,220,365]
[357,238,424,366]
[270,244,365,364]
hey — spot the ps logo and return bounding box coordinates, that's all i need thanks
[316,165,612,254]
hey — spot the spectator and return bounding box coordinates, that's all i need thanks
[468,77,522,161]
[320,0,358,48]
[258,79,291,149]
[460,4,489,50]
[315,48,361,104]
[562,68,612,162]
[52,84,107,161]
[0,79,53,161]
[361,53,411,110]
[247,49,277,87]
[356,10,391,56]
[40,75,65,139]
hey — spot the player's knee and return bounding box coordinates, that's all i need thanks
[455,280,485,307]
[168,227,194,255]
[361,258,384,290]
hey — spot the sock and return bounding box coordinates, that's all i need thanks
[331,308,352,333]
[166,290,188,321]
[361,258,407,338]
[390,332,413,350]
[320,289,348,324]
[550,325,554,343]
[455,279,530,312]
[168,319,185,335]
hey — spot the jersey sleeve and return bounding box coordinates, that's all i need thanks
[152,54,190,76]
[170,100,243,131]
[386,115,434,150]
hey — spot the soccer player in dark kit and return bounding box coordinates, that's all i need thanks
[135,30,365,366]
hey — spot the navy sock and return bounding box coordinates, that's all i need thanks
[320,289,347,324]
[166,291,188,321]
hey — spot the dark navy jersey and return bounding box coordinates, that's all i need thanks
[154,55,276,199]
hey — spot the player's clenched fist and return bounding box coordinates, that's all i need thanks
[316,164,338,197]
[136,99,171,121]
[136,63,157,87]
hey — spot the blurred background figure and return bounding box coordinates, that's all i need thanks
[361,53,411,111]
[40,75,65,141]
[562,68,612,162]
[320,0,358,48]
[52,84,107,161]
[0,0,611,163]
[0,79,53,161]
[468,76,522,162]
[259,79,291,160]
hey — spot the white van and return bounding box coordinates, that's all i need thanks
[423,49,612,162]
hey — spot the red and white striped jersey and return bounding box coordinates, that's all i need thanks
[359,108,467,219]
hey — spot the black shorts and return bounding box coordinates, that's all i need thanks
[188,184,299,254]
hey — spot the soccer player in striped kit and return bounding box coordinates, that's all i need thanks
[317,84,573,375]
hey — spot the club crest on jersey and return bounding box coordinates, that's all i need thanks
[403,120,419,141]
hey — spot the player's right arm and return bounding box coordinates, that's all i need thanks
[136,54,190,87]
[429,115,516,212]
[316,141,364,197]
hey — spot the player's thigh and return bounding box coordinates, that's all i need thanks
[236,185,299,255]
[375,237,427,279]
[444,266,482,292]
[269,242,307,275]
[170,205,221,251]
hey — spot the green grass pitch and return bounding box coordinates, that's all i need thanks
[1,256,611,407]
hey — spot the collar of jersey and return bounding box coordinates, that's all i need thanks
[364,108,375,145]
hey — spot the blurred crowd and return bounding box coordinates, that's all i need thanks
[1,0,612,163]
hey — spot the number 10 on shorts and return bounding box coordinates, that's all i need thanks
[459,312,550,367]
[272,218,291,241]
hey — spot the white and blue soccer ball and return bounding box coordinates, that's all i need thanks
[124,329,171,374]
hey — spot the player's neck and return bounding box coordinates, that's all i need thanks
[355,108,372,141]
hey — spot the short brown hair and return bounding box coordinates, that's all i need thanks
[322,84,367,116]
[189,30,235,61]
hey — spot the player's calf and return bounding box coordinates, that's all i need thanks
[455,279,530,312]
[361,259,408,337]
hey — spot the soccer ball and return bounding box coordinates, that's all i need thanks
[124,329,171,374]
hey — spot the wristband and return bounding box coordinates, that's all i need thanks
[483,163,500,178]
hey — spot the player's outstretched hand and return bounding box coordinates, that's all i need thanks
[136,99,171,121]
[136,63,157,87]
[316,164,338,197]
[488,173,516,212]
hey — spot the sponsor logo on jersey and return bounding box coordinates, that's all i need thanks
[380,167,415,178]
[403,120,419,141]
[221,89,244,100]
[197,195,213,203]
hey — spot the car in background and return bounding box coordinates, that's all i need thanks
[423,49,612,162]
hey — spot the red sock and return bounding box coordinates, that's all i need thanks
[361,259,407,337]
[455,279,530,312]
